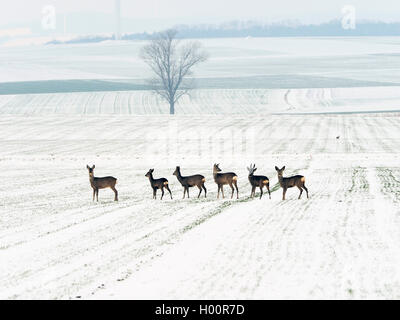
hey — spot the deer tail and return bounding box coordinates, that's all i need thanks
[301,177,305,183]
[163,181,169,186]
[202,177,206,183]
[232,176,238,181]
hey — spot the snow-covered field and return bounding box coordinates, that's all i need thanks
[1,37,400,299]
[1,86,400,115]
[0,112,399,299]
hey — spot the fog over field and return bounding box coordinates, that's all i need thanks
[1,36,400,299]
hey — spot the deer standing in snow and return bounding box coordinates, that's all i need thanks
[145,169,173,200]
[247,164,271,199]
[213,163,239,199]
[86,165,118,201]
[173,166,207,198]
[275,166,309,200]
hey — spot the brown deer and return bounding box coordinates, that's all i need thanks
[247,164,271,199]
[86,165,118,201]
[213,163,239,199]
[173,166,207,199]
[275,166,309,200]
[145,169,172,200]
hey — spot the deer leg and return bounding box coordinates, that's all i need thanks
[303,185,309,199]
[153,188,157,199]
[251,186,255,198]
[161,187,165,200]
[297,186,303,199]
[217,185,220,199]
[229,183,234,199]
[203,185,207,198]
[92,188,96,201]
[183,187,186,199]
[166,185,173,199]
[111,186,118,201]
[197,185,202,198]
[282,188,287,200]
[267,184,271,199]
[259,186,263,199]
[234,181,239,199]
[221,185,225,199]
[96,189,99,202]
[187,187,190,198]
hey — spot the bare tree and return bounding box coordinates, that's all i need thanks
[140,29,208,115]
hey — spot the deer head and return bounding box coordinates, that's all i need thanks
[87,164,95,175]
[173,166,180,176]
[247,164,257,176]
[145,168,154,178]
[213,163,222,173]
[275,166,285,177]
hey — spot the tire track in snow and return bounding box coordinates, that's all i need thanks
[2,87,400,115]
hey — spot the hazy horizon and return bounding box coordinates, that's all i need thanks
[1,0,400,36]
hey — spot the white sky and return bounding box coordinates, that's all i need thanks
[1,0,399,29]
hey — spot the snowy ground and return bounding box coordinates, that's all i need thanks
[1,37,400,299]
[1,86,400,115]
[0,112,399,299]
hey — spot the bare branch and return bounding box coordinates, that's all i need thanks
[140,29,208,114]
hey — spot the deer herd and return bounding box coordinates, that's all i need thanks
[86,163,309,202]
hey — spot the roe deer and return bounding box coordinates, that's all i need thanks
[213,163,239,199]
[86,165,118,201]
[247,164,271,199]
[173,166,207,198]
[275,166,309,200]
[145,169,172,200]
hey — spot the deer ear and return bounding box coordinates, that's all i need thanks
[275,166,279,171]
[253,168,257,172]
[92,165,95,169]
[86,165,90,169]
[282,166,285,170]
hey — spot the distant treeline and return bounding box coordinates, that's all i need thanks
[47,19,400,45]
[173,19,400,37]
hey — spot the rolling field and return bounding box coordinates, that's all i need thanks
[0,112,399,299]
[2,37,400,87]
[1,86,400,115]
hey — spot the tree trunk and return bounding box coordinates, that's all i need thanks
[169,100,175,115]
